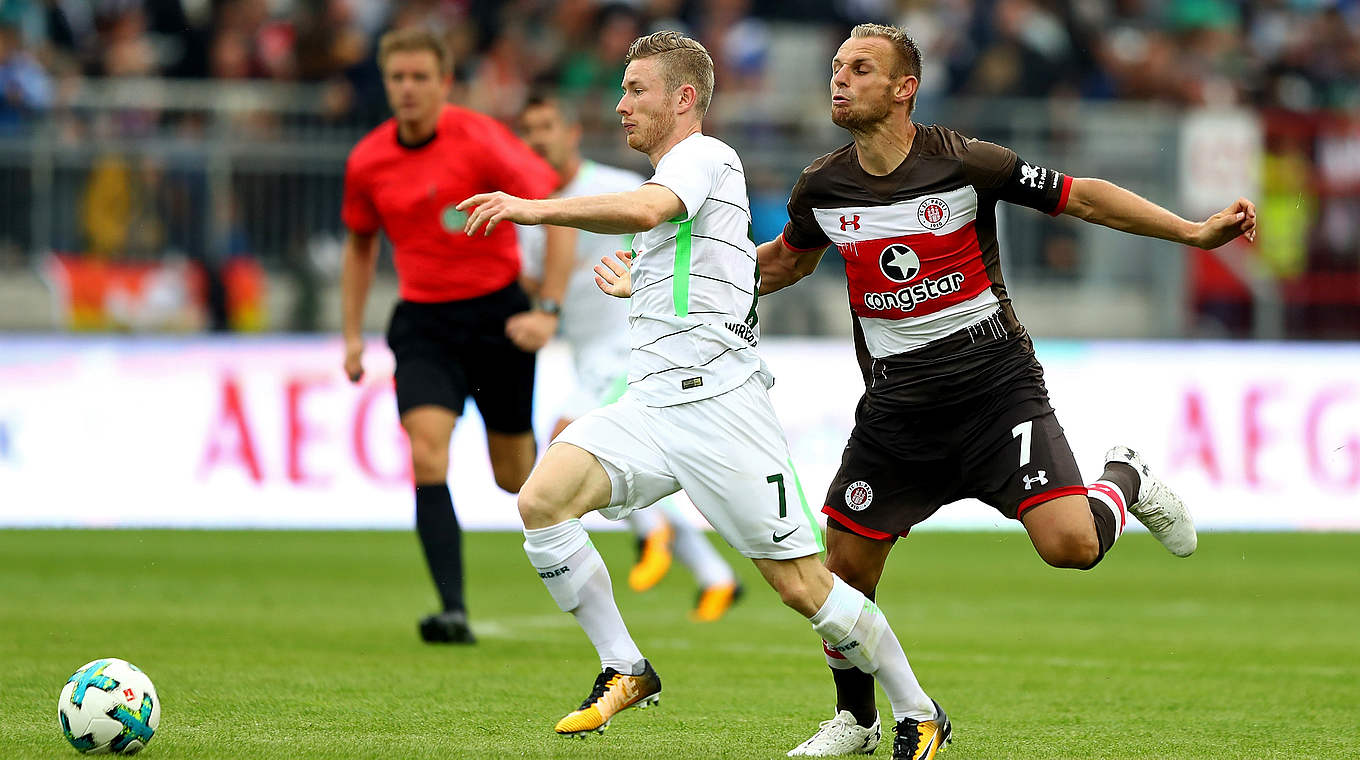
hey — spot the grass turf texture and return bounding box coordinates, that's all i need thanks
[4,530,1357,759]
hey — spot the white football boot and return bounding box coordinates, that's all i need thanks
[1105,446,1197,557]
[788,710,881,756]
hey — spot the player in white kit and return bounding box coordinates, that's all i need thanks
[515,94,741,621]
[458,31,943,749]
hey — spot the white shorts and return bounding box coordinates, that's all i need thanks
[560,340,630,421]
[555,373,823,560]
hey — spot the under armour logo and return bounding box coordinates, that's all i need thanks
[1023,470,1048,490]
[840,215,860,231]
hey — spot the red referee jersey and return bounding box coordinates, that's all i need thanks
[342,104,559,302]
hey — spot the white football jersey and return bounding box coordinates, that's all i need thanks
[627,133,767,407]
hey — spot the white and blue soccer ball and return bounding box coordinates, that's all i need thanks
[57,658,161,754]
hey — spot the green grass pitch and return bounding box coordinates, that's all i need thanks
[4,529,1358,759]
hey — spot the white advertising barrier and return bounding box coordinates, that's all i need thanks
[0,337,1356,530]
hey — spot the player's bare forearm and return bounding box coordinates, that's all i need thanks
[1063,178,1257,249]
[505,225,568,352]
[459,184,685,236]
[537,225,575,303]
[531,195,656,234]
[758,237,825,295]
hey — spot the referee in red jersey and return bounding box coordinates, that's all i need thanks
[340,28,566,644]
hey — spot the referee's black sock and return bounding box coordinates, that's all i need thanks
[415,484,465,613]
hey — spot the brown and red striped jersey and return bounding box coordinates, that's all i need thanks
[781,123,1072,408]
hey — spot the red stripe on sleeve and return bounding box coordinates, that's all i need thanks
[778,231,829,254]
[1049,174,1074,216]
[1015,485,1089,518]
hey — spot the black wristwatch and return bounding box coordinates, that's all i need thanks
[536,298,562,317]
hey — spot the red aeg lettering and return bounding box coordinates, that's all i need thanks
[285,377,332,487]
[1306,386,1360,490]
[199,376,263,483]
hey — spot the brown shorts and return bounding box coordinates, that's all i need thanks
[822,386,1086,540]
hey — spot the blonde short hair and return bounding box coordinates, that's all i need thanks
[625,31,714,116]
[850,23,923,113]
[378,27,452,75]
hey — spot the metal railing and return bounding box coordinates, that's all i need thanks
[0,80,1215,337]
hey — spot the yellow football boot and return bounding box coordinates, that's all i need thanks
[554,661,662,737]
[688,581,743,622]
[627,525,674,592]
[891,700,951,759]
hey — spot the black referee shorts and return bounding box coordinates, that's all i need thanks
[384,282,535,434]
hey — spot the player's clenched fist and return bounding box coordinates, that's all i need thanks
[457,192,542,236]
[1192,196,1258,249]
[343,337,364,383]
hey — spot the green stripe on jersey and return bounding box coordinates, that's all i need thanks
[788,457,823,552]
[599,374,628,406]
[673,219,692,317]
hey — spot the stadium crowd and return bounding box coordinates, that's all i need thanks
[1,0,1357,128]
[1,0,1357,339]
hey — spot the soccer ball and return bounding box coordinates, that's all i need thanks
[57,658,161,754]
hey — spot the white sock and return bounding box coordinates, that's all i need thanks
[824,642,859,671]
[626,507,664,538]
[810,574,934,722]
[1088,480,1128,543]
[523,519,644,674]
[657,499,735,588]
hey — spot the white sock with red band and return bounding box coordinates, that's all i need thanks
[810,574,935,722]
[1088,480,1129,543]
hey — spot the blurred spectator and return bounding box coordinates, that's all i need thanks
[557,3,641,128]
[80,153,164,258]
[5,0,1355,116]
[0,0,1358,338]
[0,16,51,129]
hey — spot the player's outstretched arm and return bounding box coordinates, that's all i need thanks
[1062,178,1257,249]
[757,235,827,295]
[594,251,634,298]
[459,184,685,236]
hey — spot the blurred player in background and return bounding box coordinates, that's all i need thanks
[340,28,567,644]
[515,93,741,622]
[759,23,1257,759]
[459,31,944,749]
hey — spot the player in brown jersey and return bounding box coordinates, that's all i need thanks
[757,23,1257,760]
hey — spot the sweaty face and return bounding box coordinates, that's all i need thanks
[382,50,449,125]
[616,58,677,155]
[830,37,900,131]
[519,104,577,171]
